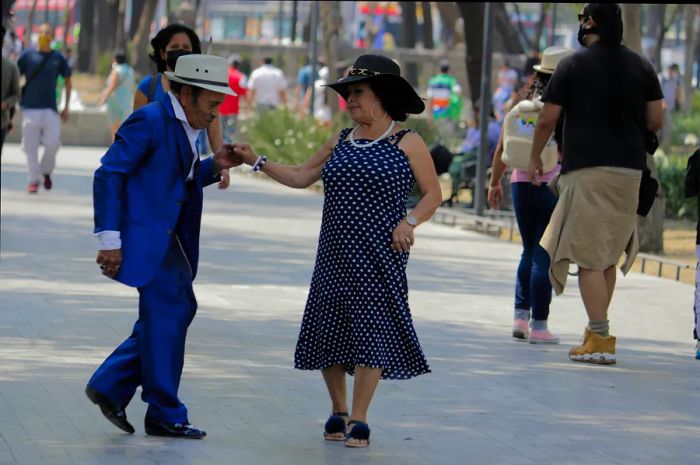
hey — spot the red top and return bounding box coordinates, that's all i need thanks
[220,68,247,116]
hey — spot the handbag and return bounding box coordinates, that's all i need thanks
[636,130,660,217]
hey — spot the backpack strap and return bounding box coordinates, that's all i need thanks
[147,73,160,103]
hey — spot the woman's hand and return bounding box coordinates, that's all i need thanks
[232,143,259,166]
[391,219,415,252]
[488,183,504,210]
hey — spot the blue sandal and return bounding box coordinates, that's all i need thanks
[323,412,349,441]
[345,420,370,448]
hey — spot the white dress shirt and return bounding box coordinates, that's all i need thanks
[95,92,202,250]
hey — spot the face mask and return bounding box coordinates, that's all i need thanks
[577,24,599,47]
[38,35,51,49]
[166,50,192,70]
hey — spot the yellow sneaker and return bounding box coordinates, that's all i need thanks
[569,327,616,365]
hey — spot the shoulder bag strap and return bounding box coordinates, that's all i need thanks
[24,51,55,89]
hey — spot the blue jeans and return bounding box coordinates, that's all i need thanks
[511,182,558,321]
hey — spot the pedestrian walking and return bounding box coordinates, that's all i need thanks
[659,63,682,152]
[85,54,241,438]
[293,55,325,114]
[301,65,331,126]
[488,46,574,344]
[426,59,462,134]
[219,53,247,142]
[527,4,664,364]
[132,23,230,189]
[247,57,287,111]
[16,23,71,193]
[1,24,20,157]
[97,50,135,140]
[231,54,442,448]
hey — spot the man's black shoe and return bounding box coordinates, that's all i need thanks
[144,416,207,439]
[85,385,135,434]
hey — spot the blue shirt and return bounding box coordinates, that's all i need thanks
[297,65,312,92]
[17,49,71,111]
[137,74,166,103]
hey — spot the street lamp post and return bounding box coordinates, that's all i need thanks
[475,3,494,217]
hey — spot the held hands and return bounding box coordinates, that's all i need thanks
[213,143,244,170]
[97,249,122,279]
[231,143,259,166]
[391,219,415,252]
[527,156,544,186]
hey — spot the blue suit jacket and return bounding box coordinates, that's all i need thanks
[93,95,220,288]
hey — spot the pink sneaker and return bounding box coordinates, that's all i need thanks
[512,319,529,340]
[529,329,560,344]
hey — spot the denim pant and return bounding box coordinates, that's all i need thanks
[511,182,558,321]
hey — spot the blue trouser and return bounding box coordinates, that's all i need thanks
[511,182,558,321]
[87,237,197,424]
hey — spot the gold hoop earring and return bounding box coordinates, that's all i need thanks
[370,102,387,121]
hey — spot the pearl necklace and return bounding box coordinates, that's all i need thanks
[349,120,396,148]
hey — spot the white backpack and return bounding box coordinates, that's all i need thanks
[502,98,559,172]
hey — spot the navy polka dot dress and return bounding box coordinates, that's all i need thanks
[294,127,431,380]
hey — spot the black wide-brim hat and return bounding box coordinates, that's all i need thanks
[325,54,425,114]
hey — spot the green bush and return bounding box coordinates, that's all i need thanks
[96,52,114,78]
[671,89,700,146]
[237,109,330,164]
[656,150,698,221]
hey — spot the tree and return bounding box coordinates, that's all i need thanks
[76,0,95,72]
[650,4,683,73]
[511,2,548,51]
[96,0,119,61]
[623,4,664,254]
[435,2,460,47]
[320,1,342,114]
[128,0,159,76]
[115,0,127,52]
[622,3,642,54]
[682,5,698,116]
[129,0,147,41]
[399,2,418,86]
[24,0,39,49]
[421,2,434,50]
[62,0,72,49]
[456,2,484,103]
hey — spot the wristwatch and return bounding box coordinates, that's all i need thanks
[405,215,417,227]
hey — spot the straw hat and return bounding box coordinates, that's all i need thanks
[532,46,575,74]
[164,54,236,96]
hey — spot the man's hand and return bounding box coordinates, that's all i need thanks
[97,249,122,278]
[527,156,544,186]
[60,108,69,123]
[218,169,231,189]
[213,144,244,170]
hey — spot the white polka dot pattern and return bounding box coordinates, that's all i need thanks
[294,128,431,380]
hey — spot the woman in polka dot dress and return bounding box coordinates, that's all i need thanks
[232,54,442,448]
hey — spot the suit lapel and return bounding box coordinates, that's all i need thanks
[158,96,196,178]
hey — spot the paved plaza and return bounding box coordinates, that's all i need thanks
[0,143,698,465]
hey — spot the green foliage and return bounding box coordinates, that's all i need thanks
[237,109,330,164]
[656,150,698,221]
[96,52,114,78]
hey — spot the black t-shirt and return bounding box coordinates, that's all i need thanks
[543,43,663,174]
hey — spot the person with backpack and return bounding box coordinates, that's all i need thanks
[488,46,573,344]
[527,4,664,365]
[17,23,71,194]
[132,23,230,190]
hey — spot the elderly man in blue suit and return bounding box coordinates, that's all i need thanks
[85,54,242,439]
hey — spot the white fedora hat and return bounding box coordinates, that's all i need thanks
[533,46,575,74]
[165,54,236,96]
